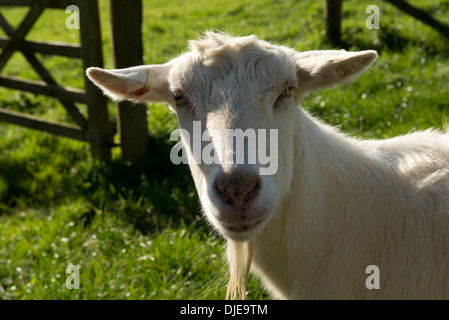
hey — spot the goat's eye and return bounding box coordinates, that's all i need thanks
[174,94,186,107]
[284,86,295,97]
[274,85,295,108]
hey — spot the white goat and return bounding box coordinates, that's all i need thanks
[86,32,449,299]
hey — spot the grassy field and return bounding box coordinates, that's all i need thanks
[0,0,448,300]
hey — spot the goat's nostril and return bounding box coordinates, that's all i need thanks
[214,172,261,206]
[243,178,260,203]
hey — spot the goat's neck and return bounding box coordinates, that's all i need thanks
[252,107,388,298]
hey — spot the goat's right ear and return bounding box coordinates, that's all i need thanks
[86,61,174,104]
[292,50,378,93]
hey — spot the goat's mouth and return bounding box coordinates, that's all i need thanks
[222,217,264,232]
[213,208,271,241]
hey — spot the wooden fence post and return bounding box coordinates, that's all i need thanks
[110,0,149,164]
[323,0,342,44]
[79,0,113,159]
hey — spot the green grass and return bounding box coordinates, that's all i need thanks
[0,0,448,300]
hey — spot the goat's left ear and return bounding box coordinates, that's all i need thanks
[86,60,175,104]
[292,49,378,93]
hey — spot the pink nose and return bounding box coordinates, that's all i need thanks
[213,171,261,207]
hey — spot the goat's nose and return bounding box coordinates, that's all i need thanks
[214,171,261,206]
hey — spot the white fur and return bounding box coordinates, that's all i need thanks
[86,32,449,299]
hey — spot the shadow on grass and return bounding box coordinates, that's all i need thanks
[326,25,449,59]
[78,134,201,235]
[0,131,201,235]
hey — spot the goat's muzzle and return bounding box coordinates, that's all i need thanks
[211,170,268,236]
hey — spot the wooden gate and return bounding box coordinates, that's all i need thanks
[0,0,113,159]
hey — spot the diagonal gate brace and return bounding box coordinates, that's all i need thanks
[0,0,88,128]
[0,0,50,71]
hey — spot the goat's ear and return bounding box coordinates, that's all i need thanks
[293,50,378,93]
[86,61,174,103]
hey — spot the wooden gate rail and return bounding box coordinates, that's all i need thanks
[0,37,81,58]
[0,76,86,103]
[0,108,87,141]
